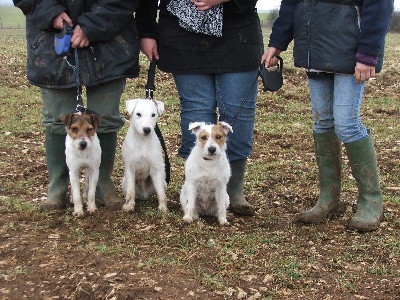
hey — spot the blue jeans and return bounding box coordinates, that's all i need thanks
[173,70,258,160]
[41,79,126,134]
[308,73,368,144]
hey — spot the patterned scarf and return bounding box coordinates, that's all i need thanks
[167,0,223,37]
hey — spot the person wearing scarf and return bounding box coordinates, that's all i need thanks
[137,0,263,216]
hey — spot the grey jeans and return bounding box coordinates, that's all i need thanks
[41,79,126,135]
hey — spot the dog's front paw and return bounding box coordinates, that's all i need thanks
[73,209,85,218]
[182,215,194,223]
[87,205,97,214]
[158,203,169,213]
[218,215,229,225]
[218,218,229,226]
[122,202,135,212]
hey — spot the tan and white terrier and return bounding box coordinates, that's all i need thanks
[180,121,232,225]
[61,113,102,217]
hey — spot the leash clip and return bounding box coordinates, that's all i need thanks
[145,88,154,100]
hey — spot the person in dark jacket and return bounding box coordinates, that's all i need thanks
[262,0,394,232]
[13,0,150,212]
[138,0,263,216]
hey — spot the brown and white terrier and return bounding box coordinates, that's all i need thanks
[180,121,233,225]
[61,113,102,217]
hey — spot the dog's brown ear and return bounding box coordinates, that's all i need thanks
[90,114,102,129]
[61,114,74,128]
[219,121,233,135]
[188,122,204,134]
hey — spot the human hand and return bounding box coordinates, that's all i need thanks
[52,12,73,30]
[71,25,90,48]
[262,47,282,67]
[192,0,229,11]
[140,38,159,61]
[354,62,376,84]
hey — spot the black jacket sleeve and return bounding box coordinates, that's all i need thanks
[77,0,139,42]
[13,0,65,31]
[226,0,258,13]
[136,0,158,39]
[358,0,394,57]
[268,0,299,51]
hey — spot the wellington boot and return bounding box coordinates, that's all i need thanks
[39,129,69,211]
[95,132,124,210]
[297,131,345,223]
[345,135,382,232]
[227,159,256,216]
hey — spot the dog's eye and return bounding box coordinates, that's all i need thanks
[215,135,222,140]
[136,113,141,117]
[201,135,207,141]
[71,127,78,132]
[87,128,93,132]
[152,113,155,117]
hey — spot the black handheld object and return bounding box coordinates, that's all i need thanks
[259,55,284,92]
[54,21,73,55]
[145,54,158,99]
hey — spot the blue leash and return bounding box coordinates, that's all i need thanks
[65,48,98,115]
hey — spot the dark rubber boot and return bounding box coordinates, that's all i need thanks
[227,159,256,216]
[296,131,344,223]
[345,134,383,232]
[96,132,124,210]
[39,129,69,211]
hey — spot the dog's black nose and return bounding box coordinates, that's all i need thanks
[143,127,151,135]
[79,140,87,150]
[208,146,216,154]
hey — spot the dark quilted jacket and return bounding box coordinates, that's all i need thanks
[269,0,393,74]
[13,0,143,88]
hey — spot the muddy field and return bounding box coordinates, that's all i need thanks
[0,30,399,299]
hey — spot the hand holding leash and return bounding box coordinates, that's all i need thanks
[54,21,73,55]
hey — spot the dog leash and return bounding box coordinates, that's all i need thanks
[229,73,259,127]
[64,47,98,115]
[145,55,171,185]
[229,57,284,127]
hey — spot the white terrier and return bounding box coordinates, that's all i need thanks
[121,99,168,213]
[180,121,232,225]
[61,113,102,217]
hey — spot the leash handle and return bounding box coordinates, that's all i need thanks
[259,55,284,92]
[145,54,158,99]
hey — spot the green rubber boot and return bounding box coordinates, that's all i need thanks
[296,131,344,223]
[96,132,124,210]
[227,159,256,216]
[345,134,383,232]
[39,129,69,211]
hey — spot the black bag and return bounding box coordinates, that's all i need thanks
[259,55,284,92]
